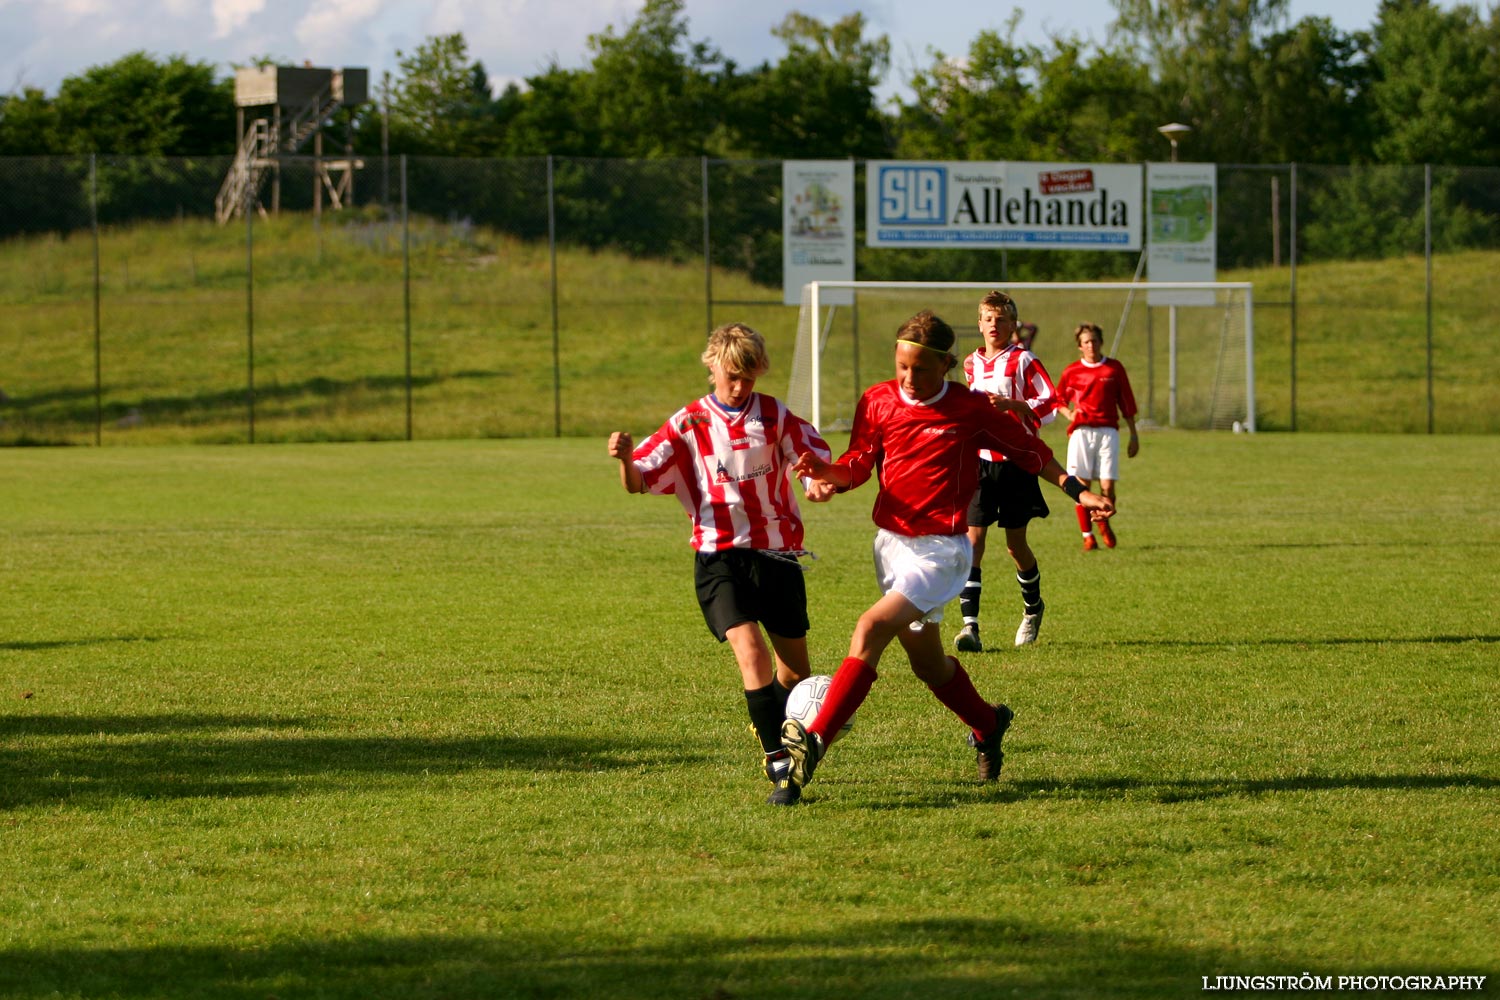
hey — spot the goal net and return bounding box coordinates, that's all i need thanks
[787,281,1255,433]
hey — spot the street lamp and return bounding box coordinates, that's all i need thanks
[1157,122,1192,162]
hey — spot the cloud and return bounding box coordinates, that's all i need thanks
[213,0,269,39]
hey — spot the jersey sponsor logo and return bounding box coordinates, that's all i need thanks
[713,459,774,484]
[678,414,711,432]
[920,426,958,436]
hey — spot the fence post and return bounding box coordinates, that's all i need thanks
[1425,163,1434,434]
[1289,162,1298,433]
[245,153,256,444]
[91,154,102,447]
[702,156,712,335]
[548,155,561,438]
[402,154,412,441]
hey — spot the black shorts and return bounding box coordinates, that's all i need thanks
[694,549,810,642]
[966,458,1050,530]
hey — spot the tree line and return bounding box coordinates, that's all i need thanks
[3,0,1499,168]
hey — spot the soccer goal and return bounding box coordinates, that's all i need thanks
[787,281,1256,433]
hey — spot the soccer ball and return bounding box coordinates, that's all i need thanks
[784,674,853,736]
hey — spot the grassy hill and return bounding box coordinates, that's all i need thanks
[1,214,1495,444]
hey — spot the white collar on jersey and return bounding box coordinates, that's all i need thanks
[899,381,951,407]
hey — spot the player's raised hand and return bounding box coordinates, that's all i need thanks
[607,431,633,459]
[792,451,830,481]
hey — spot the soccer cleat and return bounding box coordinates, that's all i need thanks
[780,717,825,790]
[766,779,802,805]
[969,703,1016,781]
[763,748,792,784]
[1098,519,1116,548]
[1014,602,1044,646]
[954,623,983,653]
[1082,534,1098,552]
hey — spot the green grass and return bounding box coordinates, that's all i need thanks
[3,432,1498,998]
[2,215,1498,443]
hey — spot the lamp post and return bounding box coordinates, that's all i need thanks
[1156,122,1192,426]
[1157,122,1192,163]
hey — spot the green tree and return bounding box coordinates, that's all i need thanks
[386,33,508,155]
[0,87,62,154]
[722,12,891,158]
[1366,0,1498,165]
[45,52,232,155]
[1248,17,1373,163]
[1109,0,1289,162]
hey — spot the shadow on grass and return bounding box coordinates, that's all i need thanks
[2,635,170,653]
[853,771,1500,811]
[1103,634,1500,648]
[5,368,509,427]
[0,714,692,810]
[0,919,1274,1000]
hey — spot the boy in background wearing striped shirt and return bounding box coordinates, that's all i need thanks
[955,291,1059,653]
[607,323,831,804]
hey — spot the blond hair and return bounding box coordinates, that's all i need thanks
[701,323,769,380]
[979,290,1018,321]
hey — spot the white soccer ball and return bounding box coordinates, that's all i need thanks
[785,674,853,736]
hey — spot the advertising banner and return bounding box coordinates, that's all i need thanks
[865,161,1143,250]
[1147,162,1217,305]
[783,160,855,305]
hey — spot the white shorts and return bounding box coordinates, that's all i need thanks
[1067,426,1120,483]
[871,528,973,627]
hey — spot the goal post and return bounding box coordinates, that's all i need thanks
[788,281,1255,434]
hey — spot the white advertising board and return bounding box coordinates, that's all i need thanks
[783,160,855,306]
[1147,162,1217,305]
[865,161,1143,250]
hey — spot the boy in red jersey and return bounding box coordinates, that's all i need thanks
[955,291,1059,653]
[1055,322,1140,551]
[608,323,832,804]
[773,311,1112,805]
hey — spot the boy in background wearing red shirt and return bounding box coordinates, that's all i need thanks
[776,312,1113,805]
[1055,322,1140,551]
[608,323,831,803]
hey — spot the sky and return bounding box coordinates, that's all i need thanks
[2,0,1405,107]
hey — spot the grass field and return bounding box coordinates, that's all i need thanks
[3,432,1499,998]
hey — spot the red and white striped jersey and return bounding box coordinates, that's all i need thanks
[1056,356,1138,433]
[834,380,1055,538]
[632,392,831,554]
[962,345,1058,462]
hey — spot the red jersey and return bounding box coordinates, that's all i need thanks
[962,344,1057,462]
[832,380,1055,538]
[1056,357,1138,433]
[632,392,830,554]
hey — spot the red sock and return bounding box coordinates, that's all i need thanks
[810,656,877,740]
[1075,503,1093,534]
[929,659,998,736]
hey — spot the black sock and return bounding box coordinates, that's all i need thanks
[1017,565,1042,613]
[959,567,982,624]
[771,675,793,717]
[745,683,783,753]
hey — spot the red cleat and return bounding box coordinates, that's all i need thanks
[1082,534,1097,552]
[1098,520,1116,548]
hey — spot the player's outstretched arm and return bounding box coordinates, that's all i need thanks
[793,451,851,492]
[1038,457,1114,518]
[607,431,646,494]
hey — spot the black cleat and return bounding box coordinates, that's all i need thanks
[969,704,1015,781]
[780,717,825,790]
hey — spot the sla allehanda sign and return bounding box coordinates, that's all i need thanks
[865,161,1143,250]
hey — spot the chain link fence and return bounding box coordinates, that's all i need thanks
[2,155,1496,444]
